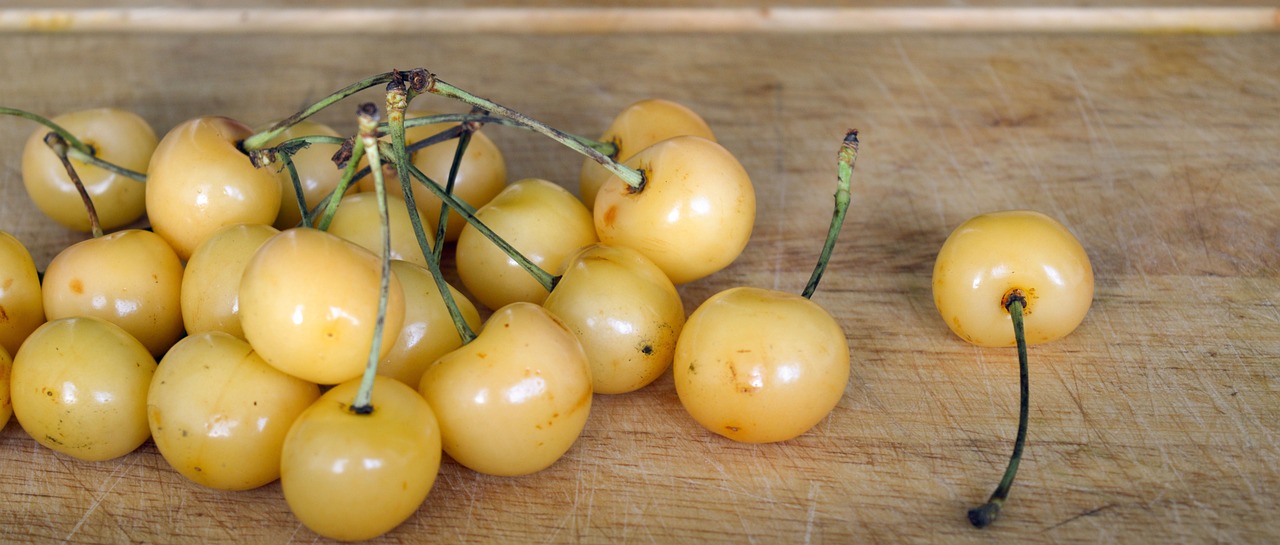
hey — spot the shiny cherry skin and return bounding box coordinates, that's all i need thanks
[181,223,280,339]
[41,229,185,358]
[377,260,482,388]
[10,316,156,461]
[673,287,849,443]
[326,192,433,269]
[932,210,1094,347]
[594,135,755,285]
[543,243,685,394]
[146,116,282,260]
[418,302,592,476]
[239,228,406,385]
[579,98,715,210]
[21,108,157,231]
[0,232,45,356]
[148,331,320,490]
[281,376,442,542]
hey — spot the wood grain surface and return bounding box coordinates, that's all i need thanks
[1,7,1278,544]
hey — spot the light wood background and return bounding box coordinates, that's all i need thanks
[1,3,1278,544]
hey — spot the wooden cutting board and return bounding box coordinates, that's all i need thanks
[0,7,1277,544]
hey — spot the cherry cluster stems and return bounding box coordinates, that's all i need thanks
[383,91,478,345]
[802,129,859,299]
[1,107,147,182]
[427,79,643,190]
[42,132,104,238]
[241,71,398,152]
[350,104,393,415]
[968,296,1031,528]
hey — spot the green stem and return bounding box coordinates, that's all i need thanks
[385,80,477,344]
[968,293,1030,528]
[314,140,365,232]
[427,77,645,191]
[242,71,398,152]
[276,150,310,228]
[403,158,557,292]
[65,147,147,182]
[803,130,859,299]
[434,128,472,259]
[1,107,93,155]
[351,103,391,415]
[44,133,103,238]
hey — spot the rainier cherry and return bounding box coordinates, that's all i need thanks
[594,135,755,285]
[932,209,1094,527]
[0,232,45,356]
[21,108,156,232]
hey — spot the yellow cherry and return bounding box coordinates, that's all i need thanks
[455,178,597,310]
[673,287,849,443]
[579,98,715,210]
[377,260,482,388]
[146,116,282,260]
[281,376,442,542]
[326,192,433,268]
[148,331,320,490]
[181,223,280,339]
[239,228,405,385]
[21,108,156,231]
[543,243,685,394]
[41,229,185,358]
[932,210,1094,347]
[594,135,755,285]
[10,316,156,461]
[418,302,592,476]
[263,119,346,229]
[0,232,45,356]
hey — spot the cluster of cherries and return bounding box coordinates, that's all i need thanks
[0,68,1092,539]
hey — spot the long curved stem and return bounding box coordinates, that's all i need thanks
[968,294,1030,528]
[242,71,398,152]
[351,103,391,415]
[427,76,644,190]
[802,129,859,299]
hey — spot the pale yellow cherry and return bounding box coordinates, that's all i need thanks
[456,178,597,310]
[148,331,320,490]
[543,243,685,394]
[0,345,11,430]
[21,108,157,231]
[366,111,507,242]
[932,210,1094,347]
[594,135,755,285]
[146,116,282,260]
[673,287,849,443]
[579,98,715,210]
[11,316,156,461]
[239,228,405,385]
[281,376,442,542]
[0,232,45,356]
[418,302,592,476]
[377,260,482,388]
[263,119,346,229]
[41,229,185,357]
[181,223,280,338]
[326,192,433,268]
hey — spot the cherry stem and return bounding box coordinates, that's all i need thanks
[968,293,1030,528]
[426,75,645,191]
[313,138,367,232]
[350,103,391,415]
[1,107,147,182]
[434,121,473,261]
[384,77,477,345]
[274,150,310,228]
[802,129,859,299]
[43,132,103,238]
[241,71,398,152]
